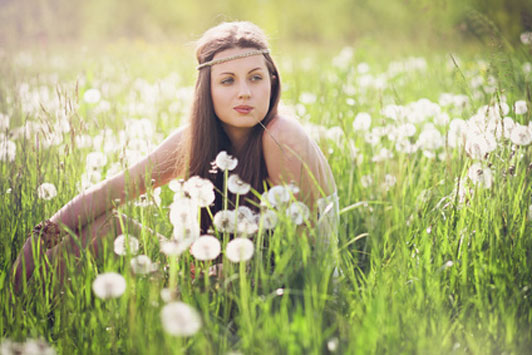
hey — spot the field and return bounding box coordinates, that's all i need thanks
[1,17,532,355]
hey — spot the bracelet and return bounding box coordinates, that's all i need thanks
[30,220,64,249]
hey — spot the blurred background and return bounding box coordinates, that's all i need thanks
[0,0,531,52]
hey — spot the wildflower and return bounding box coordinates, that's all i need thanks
[160,239,189,256]
[83,88,101,104]
[287,201,310,225]
[417,126,444,150]
[267,185,290,208]
[464,133,494,159]
[213,209,235,233]
[514,100,528,115]
[467,163,493,188]
[259,209,278,230]
[161,302,202,336]
[227,174,251,195]
[509,124,532,146]
[37,182,57,200]
[520,31,532,45]
[168,178,185,193]
[360,174,373,188]
[352,112,372,131]
[160,288,179,303]
[0,139,16,162]
[114,234,140,256]
[226,238,254,263]
[1,338,56,355]
[236,217,259,236]
[214,151,238,171]
[184,176,215,207]
[169,197,198,229]
[190,235,221,261]
[130,255,156,275]
[86,151,107,170]
[383,174,397,191]
[327,337,339,352]
[236,206,256,222]
[92,272,126,299]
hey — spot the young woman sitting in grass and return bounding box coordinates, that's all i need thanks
[12,21,337,294]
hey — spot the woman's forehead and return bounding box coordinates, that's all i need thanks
[210,48,267,74]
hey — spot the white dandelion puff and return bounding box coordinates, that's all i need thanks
[259,209,278,230]
[83,88,101,104]
[0,139,16,162]
[130,255,156,275]
[227,174,251,195]
[226,238,254,263]
[267,185,290,208]
[92,272,126,299]
[183,176,215,207]
[467,163,493,189]
[352,112,371,131]
[190,235,221,261]
[286,201,310,225]
[383,174,397,191]
[160,239,190,256]
[509,124,532,146]
[161,302,202,336]
[213,209,236,233]
[113,234,140,256]
[37,183,57,200]
[86,151,107,170]
[214,151,238,171]
[514,100,528,115]
[160,288,178,303]
[327,337,339,352]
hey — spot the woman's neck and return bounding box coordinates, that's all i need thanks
[222,125,252,153]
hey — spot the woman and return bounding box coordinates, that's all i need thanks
[12,21,337,294]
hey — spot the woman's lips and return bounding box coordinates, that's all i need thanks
[233,105,253,114]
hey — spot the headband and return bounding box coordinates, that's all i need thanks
[197,49,269,70]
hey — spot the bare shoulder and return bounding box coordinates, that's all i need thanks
[262,115,310,151]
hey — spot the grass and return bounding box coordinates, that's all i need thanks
[1,37,532,354]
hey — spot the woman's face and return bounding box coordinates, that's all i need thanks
[210,47,271,138]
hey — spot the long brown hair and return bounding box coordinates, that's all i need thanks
[183,21,281,232]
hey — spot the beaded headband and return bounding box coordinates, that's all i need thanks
[197,49,269,70]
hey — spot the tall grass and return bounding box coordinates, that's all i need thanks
[1,36,531,354]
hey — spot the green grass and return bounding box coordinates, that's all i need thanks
[1,38,532,354]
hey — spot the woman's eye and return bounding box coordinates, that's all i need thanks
[221,77,234,85]
[250,75,262,82]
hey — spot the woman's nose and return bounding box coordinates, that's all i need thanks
[238,82,251,99]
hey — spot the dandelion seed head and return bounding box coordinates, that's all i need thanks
[37,182,57,200]
[267,185,290,208]
[260,209,278,230]
[383,174,397,191]
[509,124,532,146]
[0,139,16,162]
[114,234,140,256]
[86,151,107,170]
[227,174,251,195]
[214,151,238,171]
[514,100,528,115]
[286,201,310,225]
[226,238,254,263]
[83,88,101,104]
[160,239,190,256]
[467,163,493,189]
[160,287,179,303]
[92,272,126,299]
[213,209,236,233]
[184,176,215,207]
[130,255,156,275]
[327,337,339,352]
[190,235,221,261]
[520,31,532,45]
[161,302,202,336]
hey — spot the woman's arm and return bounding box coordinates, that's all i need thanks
[12,126,187,293]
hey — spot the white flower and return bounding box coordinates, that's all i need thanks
[464,133,495,159]
[86,151,107,170]
[83,88,101,104]
[360,174,373,188]
[114,234,140,256]
[190,235,221,261]
[1,338,56,355]
[286,201,310,225]
[514,100,528,115]
[467,163,493,189]
[160,239,190,256]
[259,210,278,230]
[169,197,198,236]
[213,209,235,233]
[227,174,251,195]
[226,238,254,263]
[509,124,532,146]
[327,337,339,352]
[184,176,215,207]
[160,288,178,303]
[214,151,238,171]
[92,272,126,299]
[0,139,16,162]
[161,302,202,336]
[130,255,156,275]
[520,31,532,45]
[236,206,255,221]
[267,185,290,208]
[383,174,397,191]
[37,182,57,200]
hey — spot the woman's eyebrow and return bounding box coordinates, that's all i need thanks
[217,67,264,76]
